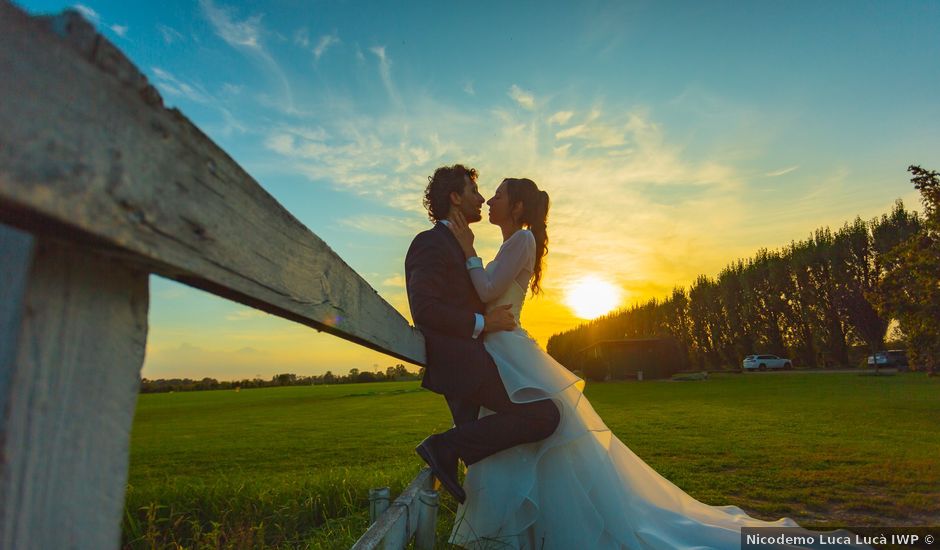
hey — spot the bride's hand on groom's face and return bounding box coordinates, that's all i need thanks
[448,210,476,258]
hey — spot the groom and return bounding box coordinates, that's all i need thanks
[405,164,560,503]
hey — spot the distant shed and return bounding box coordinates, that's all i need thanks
[577,338,689,381]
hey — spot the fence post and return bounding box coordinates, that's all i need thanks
[369,487,390,524]
[381,510,407,550]
[414,489,439,550]
[0,228,149,549]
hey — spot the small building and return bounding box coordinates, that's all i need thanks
[577,338,689,381]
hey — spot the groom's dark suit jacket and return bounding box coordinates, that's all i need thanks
[405,222,490,398]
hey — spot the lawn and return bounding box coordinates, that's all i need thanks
[123,372,940,549]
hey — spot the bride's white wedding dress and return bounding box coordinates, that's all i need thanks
[449,229,872,550]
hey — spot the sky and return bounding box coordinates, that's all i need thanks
[16,0,940,380]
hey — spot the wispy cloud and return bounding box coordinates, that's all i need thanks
[225,309,269,321]
[261,99,481,213]
[221,82,243,95]
[72,4,100,25]
[152,67,212,103]
[157,24,184,44]
[555,124,586,139]
[255,73,760,341]
[341,215,429,236]
[72,4,128,38]
[463,80,475,95]
[548,111,574,125]
[370,46,401,107]
[110,24,128,37]
[150,67,246,136]
[381,275,405,288]
[293,27,310,48]
[508,84,536,110]
[260,92,747,321]
[765,165,799,177]
[314,32,340,60]
[200,0,262,48]
[553,143,572,156]
[200,0,297,114]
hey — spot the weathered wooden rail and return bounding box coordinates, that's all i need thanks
[0,3,433,548]
[352,468,441,550]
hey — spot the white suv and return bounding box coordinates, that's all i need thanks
[742,354,792,371]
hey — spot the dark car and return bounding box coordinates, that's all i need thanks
[867,350,909,371]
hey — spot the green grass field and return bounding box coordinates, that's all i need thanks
[123,372,940,549]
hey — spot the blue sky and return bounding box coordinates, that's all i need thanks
[15,0,940,380]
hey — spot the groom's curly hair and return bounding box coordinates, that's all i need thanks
[423,164,478,222]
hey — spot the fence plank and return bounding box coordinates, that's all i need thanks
[0,3,425,365]
[0,230,149,549]
[352,469,434,550]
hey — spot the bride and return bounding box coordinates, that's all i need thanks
[442,177,872,550]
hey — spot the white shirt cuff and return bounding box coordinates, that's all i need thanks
[466,256,483,270]
[472,313,484,339]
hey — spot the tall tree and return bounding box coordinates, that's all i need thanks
[876,166,940,374]
[831,218,888,352]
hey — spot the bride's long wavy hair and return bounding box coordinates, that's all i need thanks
[504,178,550,295]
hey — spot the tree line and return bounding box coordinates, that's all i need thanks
[547,166,940,375]
[140,364,420,393]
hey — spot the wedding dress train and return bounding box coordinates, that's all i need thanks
[449,230,872,550]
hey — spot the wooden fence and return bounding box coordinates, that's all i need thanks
[351,468,441,550]
[0,3,434,548]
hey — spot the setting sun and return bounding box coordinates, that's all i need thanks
[564,276,622,319]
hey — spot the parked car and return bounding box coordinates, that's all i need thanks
[742,354,792,371]
[867,350,908,370]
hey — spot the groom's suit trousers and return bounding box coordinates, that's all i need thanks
[442,355,560,466]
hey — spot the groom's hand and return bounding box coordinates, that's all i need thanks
[483,304,516,333]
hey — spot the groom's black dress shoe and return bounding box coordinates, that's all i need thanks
[415,435,466,504]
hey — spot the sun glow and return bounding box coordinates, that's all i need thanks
[564,276,622,319]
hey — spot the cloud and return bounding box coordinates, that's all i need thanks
[257,87,754,343]
[508,84,536,110]
[553,143,572,156]
[314,32,340,60]
[157,24,184,44]
[463,80,475,95]
[221,82,243,95]
[765,165,799,177]
[150,67,246,136]
[151,67,212,103]
[200,0,262,48]
[555,124,586,139]
[381,275,405,288]
[200,0,296,113]
[370,46,401,107]
[110,24,128,37]
[261,98,480,212]
[71,4,128,38]
[72,4,100,25]
[293,27,310,48]
[341,215,429,236]
[226,309,269,321]
[548,111,574,125]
